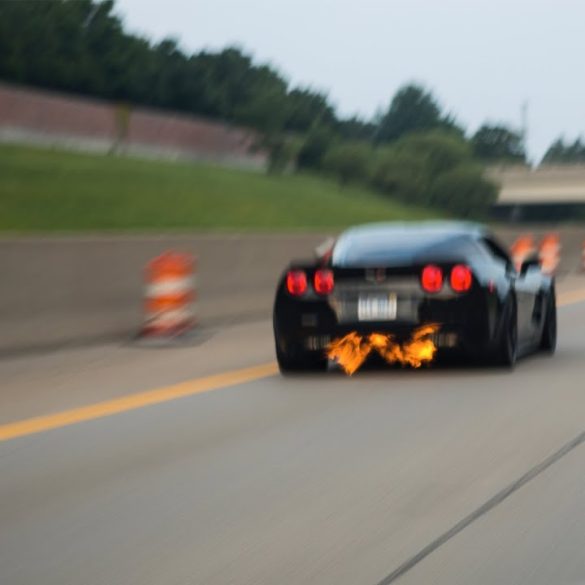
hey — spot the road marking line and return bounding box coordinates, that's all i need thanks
[0,362,278,442]
[1,287,585,443]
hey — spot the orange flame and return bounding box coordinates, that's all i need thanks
[326,324,440,375]
[326,331,371,375]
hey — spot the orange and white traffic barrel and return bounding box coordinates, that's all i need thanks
[538,233,561,275]
[142,251,197,337]
[510,235,535,272]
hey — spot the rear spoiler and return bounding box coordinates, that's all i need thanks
[314,237,336,263]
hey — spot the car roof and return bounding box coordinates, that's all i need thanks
[332,221,488,267]
[339,221,487,240]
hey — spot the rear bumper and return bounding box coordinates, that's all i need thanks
[302,324,460,351]
[274,298,493,358]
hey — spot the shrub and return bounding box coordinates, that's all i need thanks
[369,131,497,217]
[266,135,302,174]
[394,130,472,177]
[428,165,498,217]
[297,126,336,170]
[322,142,372,186]
[370,148,431,204]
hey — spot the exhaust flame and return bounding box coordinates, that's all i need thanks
[326,324,440,375]
[326,331,371,375]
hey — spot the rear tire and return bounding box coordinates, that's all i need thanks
[540,288,557,354]
[492,298,518,368]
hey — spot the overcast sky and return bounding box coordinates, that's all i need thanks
[115,0,584,162]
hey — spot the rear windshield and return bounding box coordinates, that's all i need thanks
[332,230,475,267]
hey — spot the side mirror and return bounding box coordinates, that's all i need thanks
[519,253,540,276]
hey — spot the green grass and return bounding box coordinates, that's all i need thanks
[0,144,438,232]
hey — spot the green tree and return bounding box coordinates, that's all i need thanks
[394,130,471,177]
[370,130,497,216]
[337,116,377,141]
[370,147,431,204]
[542,137,585,164]
[471,124,526,163]
[429,165,498,217]
[284,88,336,133]
[235,88,289,135]
[0,3,296,134]
[322,142,372,186]
[376,84,460,143]
[297,126,336,170]
[563,138,585,162]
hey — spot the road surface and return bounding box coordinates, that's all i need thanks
[1,284,585,585]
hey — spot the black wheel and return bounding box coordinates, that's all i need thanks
[492,298,518,368]
[540,287,557,354]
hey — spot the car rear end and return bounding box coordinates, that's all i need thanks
[273,226,495,368]
[275,263,490,357]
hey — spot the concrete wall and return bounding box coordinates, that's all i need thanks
[0,82,267,169]
[0,229,583,356]
[0,234,326,355]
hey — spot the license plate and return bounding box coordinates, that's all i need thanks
[358,294,397,321]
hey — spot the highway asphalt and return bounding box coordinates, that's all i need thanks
[1,285,585,585]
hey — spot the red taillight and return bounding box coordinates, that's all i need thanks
[421,265,443,293]
[314,269,334,295]
[286,270,308,296]
[450,264,473,292]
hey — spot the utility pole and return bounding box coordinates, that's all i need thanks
[521,100,529,164]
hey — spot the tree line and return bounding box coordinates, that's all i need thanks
[0,0,554,218]
[542,138,585,164]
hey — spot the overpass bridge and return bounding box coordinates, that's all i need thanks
[490,166,585,221]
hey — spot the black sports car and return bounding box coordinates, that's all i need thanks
[273,222,557,374]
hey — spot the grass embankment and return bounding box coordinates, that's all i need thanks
[0,144,438,232]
